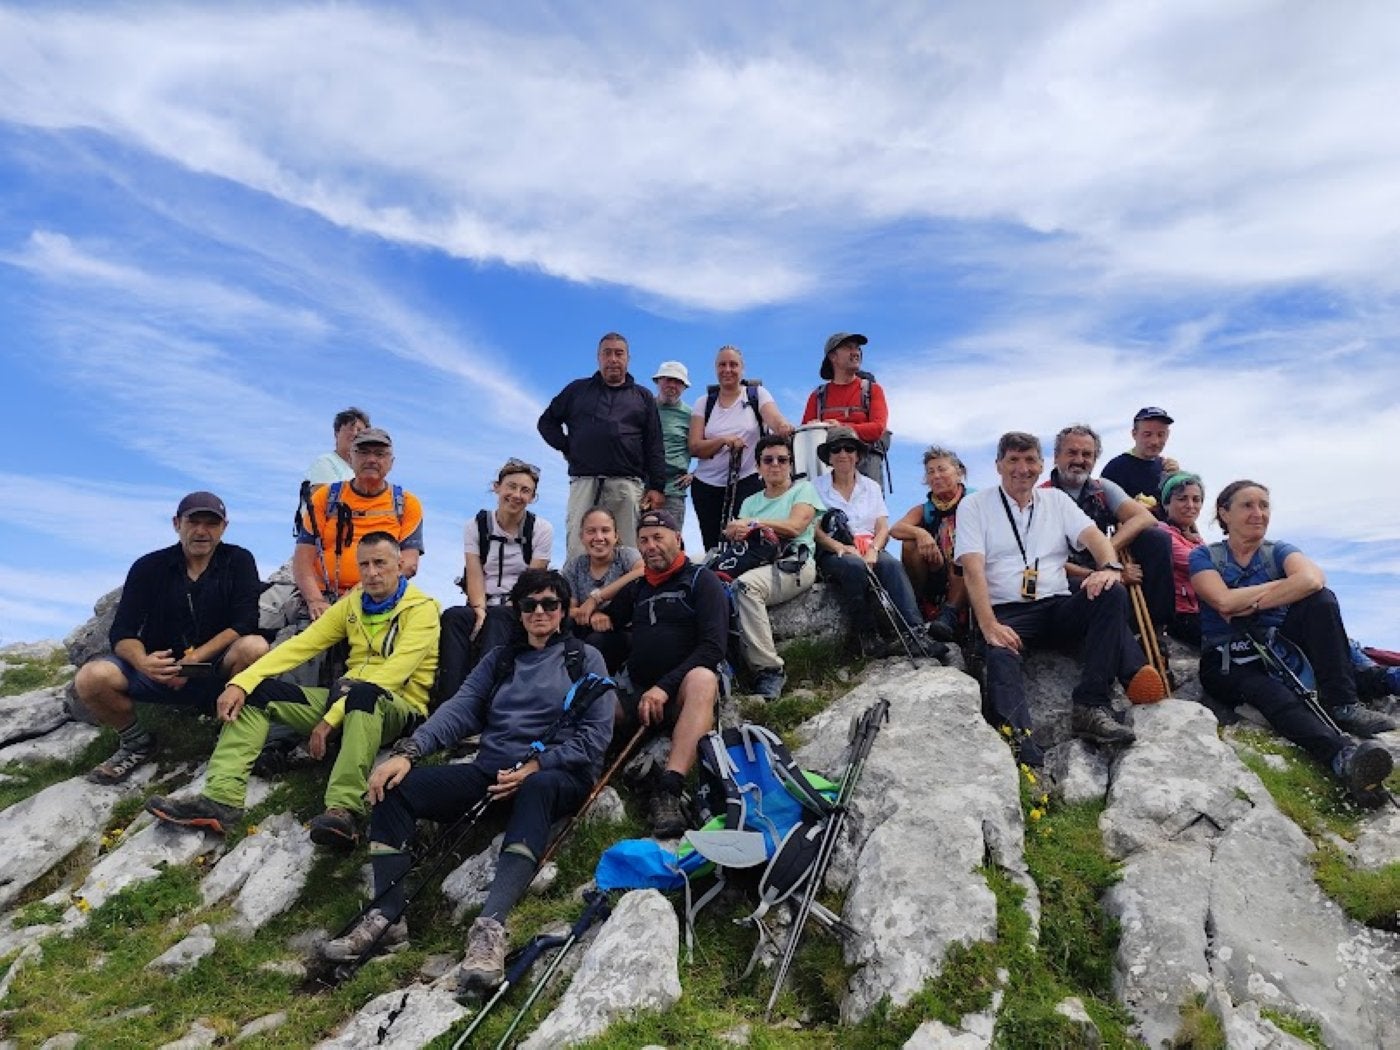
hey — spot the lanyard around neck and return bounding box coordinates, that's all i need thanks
[998,488,1035,569]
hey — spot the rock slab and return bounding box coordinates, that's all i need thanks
[200,811,314,935]
[520,889,682,1050]
[314,985,467,1049]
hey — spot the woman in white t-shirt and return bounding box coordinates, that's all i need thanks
[437,458,555,700]
[687,344,793,552]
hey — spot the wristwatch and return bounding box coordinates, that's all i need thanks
[1102,560,1124,572]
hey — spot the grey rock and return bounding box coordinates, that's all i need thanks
[770,581,848,651]
[418,954,457,981]
[1053,996,1101,1047]
[201,812,314,935]
[258,958,306,980]
[441,832,502,921]
[314,984,467,1048]
[718,1022,751,1045]
[63,586,121,669]
[0,767,155,911]
[1102,698,1400,1048]
[147,924,216,975]
[581,785,626,825]
[0,640,63,662]
[903,976,1003,1048]
[1205,984,1314,1050]
[0,721,101,766]
[0,686,70,749]
[156,1020,218,1049]
[520,890,681,1049]
[39,1035,80,1050]
[1350,808,1400,870]
[794,664,1034,1024]
[530,861,559,895]
[234,1011,288,1043]
[1045,738,1110,804]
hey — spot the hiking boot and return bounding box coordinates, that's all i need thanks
[88,738,157,785]
[321,908,408,962]
[145,793,244,835]
[1125,665,1169,705]
[648,790,687,839]
[926,605,960,643]
[308,807,361,851]
[751,669,786,700]
[457,916,507,991]
[1331,704,1400,738]
[1334,740,1394,807]
[1071,705,1137,746]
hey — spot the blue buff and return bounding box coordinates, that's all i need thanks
[361,576,408,615]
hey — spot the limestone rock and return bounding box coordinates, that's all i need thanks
[441,833,502,921]
[63,587,121,669]
[0,768,154,911]
[1045,738,1109,804]
[1349,808,1400,870]
[581,785,626,825]
[1052,996,1101,1047]
[200,812,314,935]
[903,977,1003,1049]
[147,924,216,975]
[794,664,1033,1024]
[234,1012,287,1043]
[314,984,467,1049]
[0,640,63,663]
[1102,698,1400,1048]
[0,687,70,749]
[769,581,848,651]
[156,1020,218,1049]
[0,721,101,766]
[38,1035,80,1050]
[520,890,681,1049]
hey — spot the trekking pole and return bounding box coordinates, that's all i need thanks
[488,891,613,1050]
[765,699,889,1020]
[535,725,646,870]
[450,931,568,1048]
[863,564,925,668]
[1243,630,1342,735]
[1121,552,1171,688]
[718,445,742,534]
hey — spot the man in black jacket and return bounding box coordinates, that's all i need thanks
[538,332,667,559]
[73,492,268,784]
[608,509,724,837]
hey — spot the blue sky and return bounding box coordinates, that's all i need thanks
[2,2,1398,647]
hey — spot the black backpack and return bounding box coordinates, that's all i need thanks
[703,380,765,430]
[475,508,537,589]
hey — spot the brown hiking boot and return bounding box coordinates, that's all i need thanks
[457,916,508,991]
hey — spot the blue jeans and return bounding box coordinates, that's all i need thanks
[817,549,923,634]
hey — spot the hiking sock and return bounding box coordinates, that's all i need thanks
[659,770,686,797]
[481,847,537,924]
[369,847,413,918]
[117,720,154,753]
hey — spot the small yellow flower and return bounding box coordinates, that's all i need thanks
[1029,809,1043,822]
[246,825,259,836]
[1023,770,1038,786]
[1000,725,1013,738]
[72,896,91,913]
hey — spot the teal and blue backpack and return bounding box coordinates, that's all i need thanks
[595,723,841,956]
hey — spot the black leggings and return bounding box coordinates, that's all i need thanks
[690,474,764,553]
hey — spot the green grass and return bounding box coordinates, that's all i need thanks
[1259,1007,1324,1047]
[1173,993,1226,1049]
[1232,727,1400,930]
[0,650,70,697]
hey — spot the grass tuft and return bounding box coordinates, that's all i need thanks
[0,650,71,697]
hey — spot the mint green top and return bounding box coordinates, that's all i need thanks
[739,479,826,556]
[658,400,693,496]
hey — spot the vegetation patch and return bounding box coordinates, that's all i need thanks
[0,650,71,697]
[1259,1006,1324,1048]
[1232,727,1400,930]
[1172,993,1225,1049]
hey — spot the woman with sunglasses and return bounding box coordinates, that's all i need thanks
[688,344,794,552]
[329,569,614,988]
[563,506,643,670]
[812,426,930,657]
[723,434,823,699]
[438,458,555,700]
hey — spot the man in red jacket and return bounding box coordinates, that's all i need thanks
[802,332,890,486]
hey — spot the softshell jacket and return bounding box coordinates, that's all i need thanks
[230,582,439,726]
[537,371,667,492]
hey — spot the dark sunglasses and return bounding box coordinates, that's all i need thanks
[518,596,562,613]
[829,443,860,455]
[760,455,791,465]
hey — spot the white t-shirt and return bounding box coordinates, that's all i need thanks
[954,486,1095,605]
[814,473,888,535]
[464,510,556,599]
[692,385,776,485]
[305,452,355,483]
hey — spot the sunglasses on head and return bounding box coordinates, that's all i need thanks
[500,457,541,482]
[760,454,791,465]
[518,596,562,613]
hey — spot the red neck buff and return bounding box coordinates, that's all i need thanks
[645,551,688,587]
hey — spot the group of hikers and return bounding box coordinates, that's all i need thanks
[68,330,1400,994]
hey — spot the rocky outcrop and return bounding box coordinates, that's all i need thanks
[147,924,216,975]
[0,721,101,766]
[0,687,71,749]
[520,889,682,1050]
[769,581,848,651]
[63,587,121,670]
[794,662,1034,1024]
[200,812,315,936]
[1102,699,1400,1048]
[314,985,467,1049]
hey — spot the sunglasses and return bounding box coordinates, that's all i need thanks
[760,455,791,465]
[829,443,860,455]
[518,597,562,613]
[500,457,542,482]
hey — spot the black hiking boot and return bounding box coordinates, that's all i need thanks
[1071,705,1137,746]
[88,737,157,785]
[926,605,960,643]
[1331,704,1400,738]
[648,790,687,839]
[145,793,244,835]
[1335,739,1394,807]
[308,807,361,851]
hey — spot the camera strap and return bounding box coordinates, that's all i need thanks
[997,489,1038,572]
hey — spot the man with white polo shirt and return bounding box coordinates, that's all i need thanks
[955,432,1167,768]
